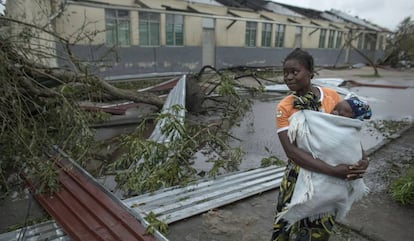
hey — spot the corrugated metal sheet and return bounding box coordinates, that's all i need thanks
[0,148,167,241]
[0,220,69,241]
[28,153,157,241]
[265,2,304,18]
[328,9,382,31]
[1,165,284,240]
[148,75,186,144]
[124,166,285,224]
[188,0,223,6]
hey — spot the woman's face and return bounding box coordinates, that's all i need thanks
[283,59,312,94]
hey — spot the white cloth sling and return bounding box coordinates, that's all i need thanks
[276,110,369,226]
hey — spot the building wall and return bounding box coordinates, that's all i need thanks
[185,16,203,46]
[56,5,106,44]
[216,19,247,47]
[216,47,291,68]
[6,0,57,66]
[58,44,202,77]
[51,0,387,78]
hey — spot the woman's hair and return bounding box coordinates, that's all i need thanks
[284,48,315,77]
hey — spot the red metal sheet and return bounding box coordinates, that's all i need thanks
[30,157,156,241]
[80,102,141,115]
[138,77,179,92]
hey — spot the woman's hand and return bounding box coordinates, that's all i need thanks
[331,158,369,180]
[350,158,369,170]
[346,158,369,180]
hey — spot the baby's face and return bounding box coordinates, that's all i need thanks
[332,101,354,118]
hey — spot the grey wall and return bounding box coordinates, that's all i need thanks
[308,48,346,67]
[215,47,291,69]
[58,45,202,78]
[58,44,384,79]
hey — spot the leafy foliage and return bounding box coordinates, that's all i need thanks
[390,166,414,205]
[0,33,105,197]
[384,17,414,67]
[110,103,248,195]
[144,212,169,235]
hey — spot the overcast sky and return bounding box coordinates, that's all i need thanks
[1,0,413,31]
[272,0,414,31]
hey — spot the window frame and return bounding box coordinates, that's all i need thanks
[294,26,302,48]
[105,9,131,46]
[166,14,184,46]
[275,24,285,48]
[335,31,343,48]
[245,21,257,47]
[261,22,272,47]
[139,12,161,46]
[327,29,335,48]
[319,29,327,48]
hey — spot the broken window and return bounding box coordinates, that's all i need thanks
[139,12,160,46]
[166,14,184,46]
[275,24,285,48]
[261,23,272,47]
[105,9,130,46]
[245,21,257,47]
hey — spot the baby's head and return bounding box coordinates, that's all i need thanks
[332,97,372,120]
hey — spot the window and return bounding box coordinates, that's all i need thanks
[357,33,364,49]
[245,21,257,47]
[294,26,302,48]
[364,34,374,50]
[105,9,130,46]
[319,29,327,48]
[166,14,184,46]
[139,12,160,46]
[327,30,335,48]
[275,24,285,47]
[335,31,343,48]
[378,35,384,50]
[261,23,272,47]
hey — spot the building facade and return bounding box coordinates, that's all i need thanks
[6,0,389,79]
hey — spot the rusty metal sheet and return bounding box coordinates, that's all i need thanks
[28,155,157,241]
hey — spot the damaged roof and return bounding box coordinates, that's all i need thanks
[215,0,268,11]
[270,2,329,21]
[328,9,385,31]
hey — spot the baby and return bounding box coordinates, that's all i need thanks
[332,97,372,120]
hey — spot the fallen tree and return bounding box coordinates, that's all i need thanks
[0,15,166,198]
[0,14,266,199]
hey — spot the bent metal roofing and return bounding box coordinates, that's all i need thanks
[23,149,159,241]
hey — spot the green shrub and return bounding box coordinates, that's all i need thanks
[390,166,414,205]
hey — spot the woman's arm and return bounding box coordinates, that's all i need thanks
[347,144,370,178]
[278,131,367,179]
